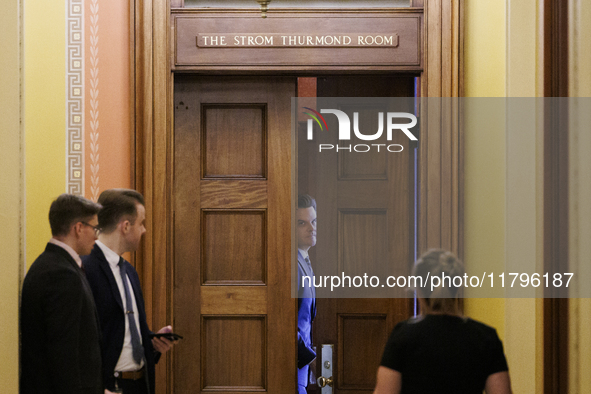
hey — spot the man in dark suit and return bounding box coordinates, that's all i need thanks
[82,189,174,394]
[297,194,317,394]
[20,193,103,394]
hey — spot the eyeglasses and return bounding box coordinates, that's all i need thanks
[81,221,102,236]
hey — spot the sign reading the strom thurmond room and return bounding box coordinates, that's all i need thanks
[173,11,422,69]
[197,34,399,48]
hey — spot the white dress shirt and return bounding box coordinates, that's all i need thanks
[298,248,309,261]
[95,240,144,371]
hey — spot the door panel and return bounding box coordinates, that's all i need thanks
[174,76,296,393]
[339,314,388,388]
[300,76,415,393]
[202,105,266,178]
[202,316,266,389]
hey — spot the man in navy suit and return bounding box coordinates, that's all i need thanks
[297,194,317,394]
[21,194,103,394]
[82,189,175,394]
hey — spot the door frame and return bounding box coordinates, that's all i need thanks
[131,1,464,392]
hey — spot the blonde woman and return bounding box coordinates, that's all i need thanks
[373,250,512,394]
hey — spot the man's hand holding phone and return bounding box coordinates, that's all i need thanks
[150,325,181,353]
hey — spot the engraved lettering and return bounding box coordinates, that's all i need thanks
[199,33,398,48]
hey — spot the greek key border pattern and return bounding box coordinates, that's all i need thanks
[66,0,84,195]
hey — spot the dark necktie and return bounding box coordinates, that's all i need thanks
[119,258,144,364]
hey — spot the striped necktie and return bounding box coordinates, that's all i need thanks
[119,258,144,364]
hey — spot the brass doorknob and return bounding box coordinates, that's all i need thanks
[317,376,334,388]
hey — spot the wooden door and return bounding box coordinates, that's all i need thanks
[299,76,415,393]
[173,76,296,393]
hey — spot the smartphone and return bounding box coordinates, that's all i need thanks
[149,332,183,341]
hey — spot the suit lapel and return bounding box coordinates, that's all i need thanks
[47,243,102,335]
[298,253,315,283]
[297,252,313,278]
[298,252,316,317]
[46,242,81,272]
[92,245,124,312]
[47,243,97,306]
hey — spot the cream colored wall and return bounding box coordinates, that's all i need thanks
[464,0,507,98]
[569,0,591,97]
[0,0,23,391]
[504,1,544,393]
[464,0,543,393]
[24,0,67,269]
[0,0,61,387]
[463,0,506,337]
[568,1,591,392]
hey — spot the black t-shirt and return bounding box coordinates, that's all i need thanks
[380,314,509,394]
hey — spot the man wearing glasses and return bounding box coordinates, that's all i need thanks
[82,189,175,394]
[20,194,103,394]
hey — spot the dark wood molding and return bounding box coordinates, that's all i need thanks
[542,0,569,392]
[419,0,464,260]
[543,100,569,393]
[543,298,569,393]
[129,0,139,271]
[133,0,174,392]
[172,9,423,72]
[543,0,569,98]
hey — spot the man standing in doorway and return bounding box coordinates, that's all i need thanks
[297,194,317,394]
[20,194,103,394]
[82,189,175,394]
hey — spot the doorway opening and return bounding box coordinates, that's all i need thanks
[296,75,418,393]
[172,74,419,393]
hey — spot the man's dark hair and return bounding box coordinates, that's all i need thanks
[97,189,145,233]
[49,194,102,236]
[298,194,316,212]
